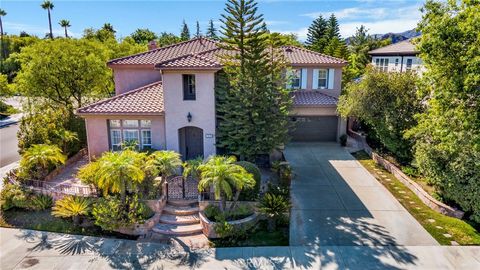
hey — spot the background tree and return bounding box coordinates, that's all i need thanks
[41,1,54,39]
[157,32,182,47]
[217,0,291,161]
[59,19,70,38]
[408,0,480,222]
[338,67,422,163]
[130,28,157,44]
[195,21,201,37]
[206,19,218,40]
[0,9,6,61]
[305,15,328,52]
[180,20,190,41]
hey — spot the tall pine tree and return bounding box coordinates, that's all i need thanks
[216,0,291,161]
[206,19,218,40]
[180,20,190,41]
[326,14,340,39]
[305,15,328,52]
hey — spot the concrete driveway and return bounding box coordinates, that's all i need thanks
[285,142,438,247]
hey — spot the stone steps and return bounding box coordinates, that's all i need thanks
[163,205,199,216]
[152,223,203,236]
[167,199,198,207]
[159,214,200,225]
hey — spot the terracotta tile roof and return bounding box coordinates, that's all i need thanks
[156,49,223,70]
[108,37,218,66]
[369,39,418,56]
[76,81,164,115]
[291,90,338,107]
[108,37,347,68]
[282,46,348,65]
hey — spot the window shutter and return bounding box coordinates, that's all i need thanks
[301,68,307,89]
[328,69,335,89]
[312,69,319,89]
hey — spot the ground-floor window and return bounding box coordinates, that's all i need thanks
[108,119,152,150]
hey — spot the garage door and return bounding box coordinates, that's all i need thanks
[290,116,338,141]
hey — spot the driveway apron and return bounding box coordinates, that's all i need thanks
[285,142,438,247]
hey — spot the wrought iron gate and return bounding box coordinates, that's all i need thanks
[166,176,199,200]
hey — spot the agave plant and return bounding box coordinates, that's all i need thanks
[52,196,91,225]
[259,193,290,231]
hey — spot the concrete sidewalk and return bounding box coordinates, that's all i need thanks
[1,228,479,269]
[0,113,23,128]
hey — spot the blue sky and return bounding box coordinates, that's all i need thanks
[2,0,425,40]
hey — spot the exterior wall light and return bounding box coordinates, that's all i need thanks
[187,112,192,122]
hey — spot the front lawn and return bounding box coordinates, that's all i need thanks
[353,151,480,245]
[0,209,136,240]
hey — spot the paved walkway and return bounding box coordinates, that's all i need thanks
[1,228,479,269]
[285,142,438,247]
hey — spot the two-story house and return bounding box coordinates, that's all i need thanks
[77,37,348,160]
[368,39,424,73]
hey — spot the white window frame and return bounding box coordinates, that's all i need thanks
[406,58,413,71]
[109,120,152,150]
[318,69,328,89]
[375,58,389,72]
[291,69,302,89]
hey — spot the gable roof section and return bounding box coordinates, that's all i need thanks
[282,46,347,66]
[108,37,218,66]
[292,90,338,107]
[368,39,418,56]
[76,81,164,115]
[108,37,347,69]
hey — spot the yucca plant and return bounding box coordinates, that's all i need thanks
[259,193,290,231]
[32,194,53,210]
[52,196,91,225]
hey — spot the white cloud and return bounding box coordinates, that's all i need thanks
[303,7,388,20]
[339,18,419,37]
[4,21,81,38]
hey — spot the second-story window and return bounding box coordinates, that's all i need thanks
[291,69,301,89]
[183,74,196,100]
[375,58,389,72]
[406,59,413,71]
[318,69,328,89]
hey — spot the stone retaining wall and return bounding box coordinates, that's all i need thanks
[348,129,464,219]
[199,211,258,239]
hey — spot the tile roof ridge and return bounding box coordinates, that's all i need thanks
[155,47,222,67]
[283,45,348,63]
[77,81,162,113]
[369,39,416,53]
[108,37,218,65]
[293,90,339,100]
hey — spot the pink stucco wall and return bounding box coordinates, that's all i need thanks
[113,67,162,95]
[84,115,166,159]
[300,66,343,97]
[162,70,217,159]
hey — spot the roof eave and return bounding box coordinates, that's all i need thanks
[76,111,165,117]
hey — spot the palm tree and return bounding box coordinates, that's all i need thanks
[198,156,254,212]
[56,129,78,154]
[52,196,91,225]
[146,151,182,181]
[41,1,54,39]
[0,9,6,60]
[59,19,70,38]
[19,144,66,180]
[182,157,203,180]
[94,150,145,203]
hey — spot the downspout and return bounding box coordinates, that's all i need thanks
[400,55,404,72]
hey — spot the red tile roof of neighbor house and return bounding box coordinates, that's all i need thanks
[76,81,164,115]
[291,90,338,107]
[108,37,348,68]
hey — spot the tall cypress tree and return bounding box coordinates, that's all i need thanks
[305,15,328,52]
[195,21,201,37]
[180,20,190,41]
[206,19,218,40]
[216,0,291,161]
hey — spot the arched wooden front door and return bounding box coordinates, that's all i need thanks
[178,126,204,160]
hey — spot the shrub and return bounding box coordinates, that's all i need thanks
[18,144,66,181]
[259,193,290,232]
[339,134,347,147]
[236,161,261,201]
[31,194,53,210]
[271,161,292,187]
[0,184,31,211]
[204,204,222,221]
[92,195,151,231]
[203,204,253,222]
[52,196,91,225]
[266,183,290,198]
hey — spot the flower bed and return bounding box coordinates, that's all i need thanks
[199,210,258,239]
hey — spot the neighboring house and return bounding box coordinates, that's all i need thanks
[77,37,348,160]
[369,39,424,73]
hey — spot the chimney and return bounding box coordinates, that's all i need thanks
[148,40,158,50]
